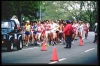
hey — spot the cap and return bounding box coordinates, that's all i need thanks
[66,20,70,23]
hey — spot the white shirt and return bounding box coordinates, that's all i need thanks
[51,23,57,31]
[78,25,83,32]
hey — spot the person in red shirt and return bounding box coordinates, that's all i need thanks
[83,22,88,39]
[63,20,73,48]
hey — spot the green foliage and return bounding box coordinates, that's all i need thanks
[24,17,29,21]
[2,1,40,21]
[42,1,97,29]
[2,1,98,29]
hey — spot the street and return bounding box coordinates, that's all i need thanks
[1,32,98,65]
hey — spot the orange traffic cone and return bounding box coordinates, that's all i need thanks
[41,41,47,51]
[50,47,58,62]
[79,38,83,46]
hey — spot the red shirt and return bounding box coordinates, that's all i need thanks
[84,25,88,31]
[44,24,51,31]
[63,24,72,35]
[41,24,45,34]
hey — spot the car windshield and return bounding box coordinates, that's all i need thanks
[1,21,11,28]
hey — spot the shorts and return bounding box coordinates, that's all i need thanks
[59,30,62,33]
[33,31,37,34]
[84,29,88,32]
[42,30,45,34]
[56,31,59,33]
[51,30,56,33]
[37,32,41,39]
[46,31,50,34]
[45,31,50,37]
[25,31,30,35]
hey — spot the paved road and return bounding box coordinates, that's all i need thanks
[1,32,98,65]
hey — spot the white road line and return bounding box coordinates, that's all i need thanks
[82,38,85,39]
[85,48,95,52]
[49,61,58,64]
[19,47,39,51]
[59,58,66,61]
[23,47,39,50]
[48,58,66,64]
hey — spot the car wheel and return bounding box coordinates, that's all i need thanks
[17,40,23,50]
[7,41,14,51]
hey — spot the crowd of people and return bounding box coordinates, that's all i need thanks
[20,19,91,48]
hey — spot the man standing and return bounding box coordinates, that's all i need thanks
[63,20,73,48]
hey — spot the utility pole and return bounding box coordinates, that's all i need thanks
[40,1,41,20]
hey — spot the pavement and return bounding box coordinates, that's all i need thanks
[1,32,98,65]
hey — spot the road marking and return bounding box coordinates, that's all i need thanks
[49,61,58,64]
[82,38,85,39]
[19,47,39,51]
[85,48,95,52]
[59,58,66,61]
[48,58,66,64]
[22,47,39,50]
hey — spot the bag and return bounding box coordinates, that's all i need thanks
[70,27,74,34]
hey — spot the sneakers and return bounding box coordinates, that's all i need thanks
[31,42,34,45]
[63,41,65,45]
[63,42,65,45]
[59,40,61,43]
[54,41,57,45]
[51,41,54,46]
[26,44,28,47]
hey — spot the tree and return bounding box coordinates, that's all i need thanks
[2,1,40,22]
[41,1,98,29]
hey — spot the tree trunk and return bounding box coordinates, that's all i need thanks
[17,12,21,24]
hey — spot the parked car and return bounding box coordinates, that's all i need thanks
[1,20,23,51]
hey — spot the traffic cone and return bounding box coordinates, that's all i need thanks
[41,41,47,51]
[50,47,58,62]
[79,38,83,46]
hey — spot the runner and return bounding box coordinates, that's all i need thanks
[59,20,64,43]
[77,21,84,41]
[50,20,57,46]
[62,21,66,44]
[55,21,60,44]
[36,21,44,46]
[31,21,38,45]
[71,21,76,44]
[21,22,25,45]
[40,21,46,44]
[83,22,88,39]
[24,20,31,46]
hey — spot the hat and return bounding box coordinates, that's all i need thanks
[66,20,70,23]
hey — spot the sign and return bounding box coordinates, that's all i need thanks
[36,12,45,17]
